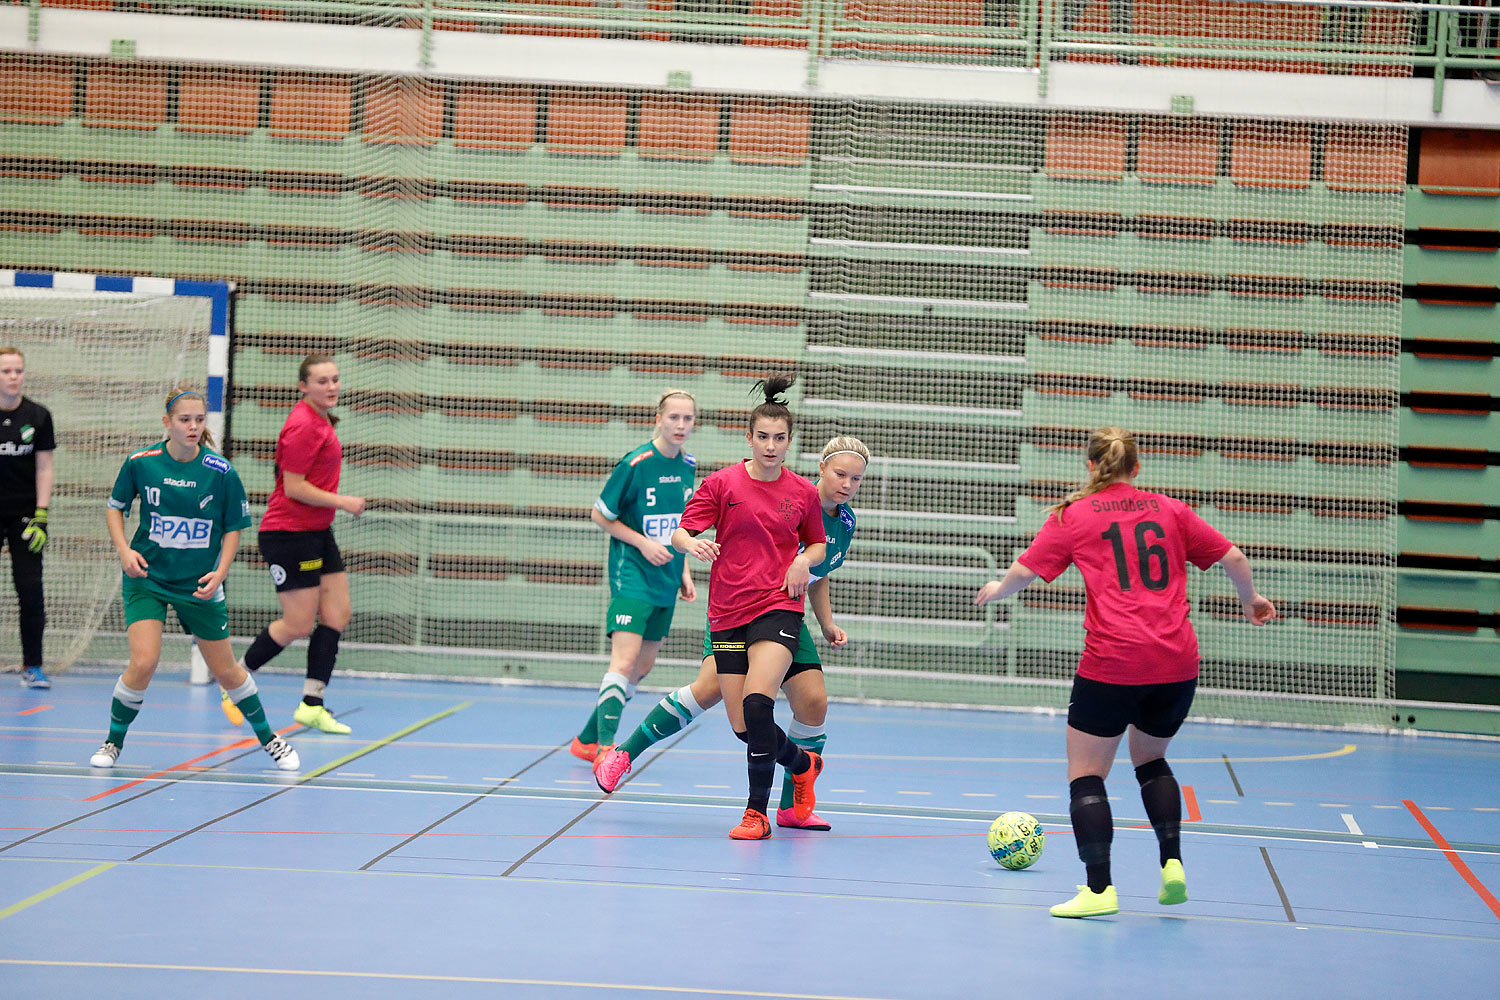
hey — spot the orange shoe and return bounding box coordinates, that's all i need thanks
[569,736,599,762]
[790,751,823,824]
[776,806,831,831]
[729,808,771,840]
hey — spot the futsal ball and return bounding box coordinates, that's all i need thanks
[987,811,1045,870]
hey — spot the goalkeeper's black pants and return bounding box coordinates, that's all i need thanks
[2,515,45,667]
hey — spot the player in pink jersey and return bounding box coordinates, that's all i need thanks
[671,375,827,840]
[227,354,366,735]
[976,426,1275,918]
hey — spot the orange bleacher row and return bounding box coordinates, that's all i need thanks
[2,54,1416,189]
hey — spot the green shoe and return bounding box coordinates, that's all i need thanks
[293,701,351,735]
[1159,859,1188,905]
[1050,885,1119,919]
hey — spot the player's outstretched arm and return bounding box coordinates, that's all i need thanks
[1217,545,1276,625]
[975,559,1039,607]
[672,526,718,563]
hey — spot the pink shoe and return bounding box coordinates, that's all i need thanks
[776,806,831,831]
[593,746,631,792]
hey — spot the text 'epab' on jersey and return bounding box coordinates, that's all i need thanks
[108,444,252,591]
[594,442,696,607]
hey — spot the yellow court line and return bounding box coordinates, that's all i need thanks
[0,863,116,921]
[0,960,896,999]
[299,702,473,782]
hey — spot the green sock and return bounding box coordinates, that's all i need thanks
[579,671,628,745]
[778,730,827,811]
[106,678,145,747]
[237,693,276,745]
[619,685,703,762]
[225,676,275,745]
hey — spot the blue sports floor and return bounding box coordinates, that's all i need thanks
[2,672,1498,999]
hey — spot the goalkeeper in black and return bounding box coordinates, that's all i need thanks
[0,347,55,689]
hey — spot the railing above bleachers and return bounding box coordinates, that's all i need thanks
[6,0,1499,109]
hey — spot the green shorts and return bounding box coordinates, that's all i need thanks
[606,596,675,642]
[121,575,230,641]
[702,619,821,667]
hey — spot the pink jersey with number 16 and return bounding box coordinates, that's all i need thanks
[1018,482,1232,685]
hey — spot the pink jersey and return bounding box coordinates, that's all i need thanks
[1018,482,1232,685]
[260,399,343,532]
[680,461,824,631]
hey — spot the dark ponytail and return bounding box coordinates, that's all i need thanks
[749,374,796,435]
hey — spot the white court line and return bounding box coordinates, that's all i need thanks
[830,788,865,794]
[694,784,730,790]
[961,792,995,798]
[1341,812,1379,849]
[1265,801,1295,807]
[1372,804,1401,809]
[409,774,448,780]
[1207,799,1239,805]
[1024,794,1060,799]
[897,790,931,796]
[337,772,375,778]
[36,761,75,766]
[554,779,592,785]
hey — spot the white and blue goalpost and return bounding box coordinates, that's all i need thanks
[0,269,236,675]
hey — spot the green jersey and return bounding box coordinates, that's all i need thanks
[108,443,252,592]
[808,502,856,583]
[595,442,696,606]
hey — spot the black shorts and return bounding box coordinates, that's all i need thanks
[710,609,804,676]
[257,529,345,593]
[1067,675,1198,739]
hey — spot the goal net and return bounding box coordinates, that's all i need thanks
[0,276,217,673]
[0,52,1403,727]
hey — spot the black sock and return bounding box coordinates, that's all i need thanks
[243,628,286,672]
[307,624,341,686]
[743,693,801,815]
[1135,757,1181,866]
[1070,774,1113,893]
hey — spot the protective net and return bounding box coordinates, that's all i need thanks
[0,51,1403,725]
[0,286,211,672]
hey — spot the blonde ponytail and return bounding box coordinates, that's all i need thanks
[1049,426,1138,521]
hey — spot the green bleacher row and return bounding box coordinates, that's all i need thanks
[0,124,817,200]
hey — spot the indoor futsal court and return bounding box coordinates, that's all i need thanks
[2,671,1497,998]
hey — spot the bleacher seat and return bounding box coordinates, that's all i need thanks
[453,84,537,151]
[546,90,628,157]
[83,63,169,131]
[269,72,353,141]
[0,56,75,126]
[177,68,261,136]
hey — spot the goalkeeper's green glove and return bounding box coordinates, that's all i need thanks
[21,507,47,554]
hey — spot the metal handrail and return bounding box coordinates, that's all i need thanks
[14,0,1500,110]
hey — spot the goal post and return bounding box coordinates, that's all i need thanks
[0,269,232,675]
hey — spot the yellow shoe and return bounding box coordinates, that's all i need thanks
[1050,885,1119,919]
[293,701,351,735]
[220,688,244,727]
[1159,859,1188,905]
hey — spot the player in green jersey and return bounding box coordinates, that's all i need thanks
[593,435,869,829]
[570,389,699,762]
[90,387,300,771]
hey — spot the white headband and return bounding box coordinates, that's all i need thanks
[821,450,868,464]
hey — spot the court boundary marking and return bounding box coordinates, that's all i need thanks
[0,959,896,999]
[1,856,1497,945]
